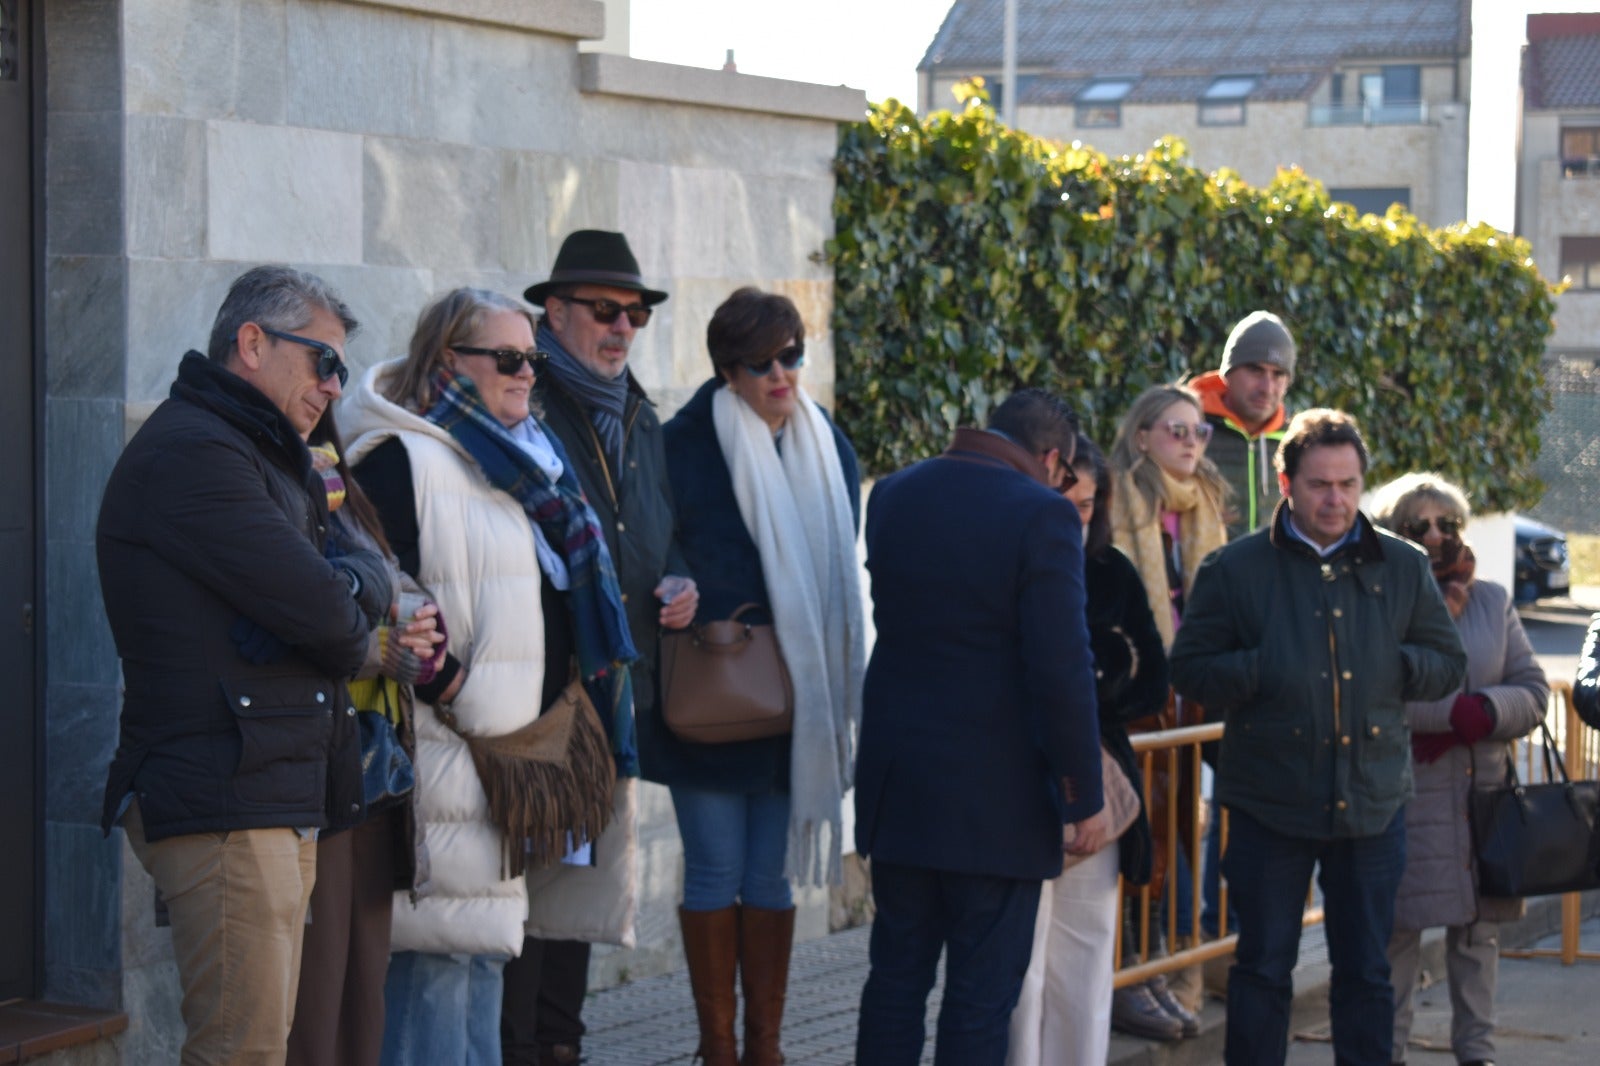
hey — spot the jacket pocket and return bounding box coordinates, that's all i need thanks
[220,676,335,808]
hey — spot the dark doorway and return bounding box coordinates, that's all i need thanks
[0,0,40,1000]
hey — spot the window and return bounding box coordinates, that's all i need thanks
[1328,187,1411,216]
[1076,79,1133,128]
[1562,127,1600,177]
[1199,75,1256,126]
[1561,237,1600,290]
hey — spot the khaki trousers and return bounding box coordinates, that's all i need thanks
[125,800,318,1066]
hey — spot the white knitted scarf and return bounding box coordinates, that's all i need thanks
[712,384,866,886]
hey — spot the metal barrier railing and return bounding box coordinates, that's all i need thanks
[1113,681,1600,988]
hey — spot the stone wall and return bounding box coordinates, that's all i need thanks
[39,0,862,1056]
[1520,112,1600,353]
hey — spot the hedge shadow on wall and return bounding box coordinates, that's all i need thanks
[829,90,1558,513]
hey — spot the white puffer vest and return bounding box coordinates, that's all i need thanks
[343,362,544,956]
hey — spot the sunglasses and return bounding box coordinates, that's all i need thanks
[1402,515,1463,539]
[563,295,652,329]
[1159,420,1214,444]
[452,345,540,376]
[261,328,348,387]
[742,345,806,377]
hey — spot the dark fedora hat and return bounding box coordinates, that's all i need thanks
[523,230,669,307]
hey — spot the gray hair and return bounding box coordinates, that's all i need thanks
[1369,471,1472,534]
[207,265,359,363]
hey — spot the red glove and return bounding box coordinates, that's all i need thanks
[1411,730,1458,764]
[1449,693,1495,746]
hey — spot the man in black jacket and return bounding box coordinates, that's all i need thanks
[98,265,391,1063]
[502,231,698,1066]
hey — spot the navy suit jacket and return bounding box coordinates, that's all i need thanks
[854,430,1103,882]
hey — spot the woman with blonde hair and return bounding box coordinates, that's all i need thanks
[1370,472,1546,1066]
[342,287,639,1064]
[1105,382,1231,1039]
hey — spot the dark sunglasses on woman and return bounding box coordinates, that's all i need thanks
[563,295,653,328]
[742,345,806,377]
[452,346,540,376]
[1402,515,1463,539]
[261,327,350,387]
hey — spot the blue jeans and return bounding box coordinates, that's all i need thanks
[670,785,793,911]
[1222,808,1406,1066]
[856,860,1040,1066]
[381,951,506,1066]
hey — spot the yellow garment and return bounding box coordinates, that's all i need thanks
[1110,463,1228,650]
[348,676,402,726]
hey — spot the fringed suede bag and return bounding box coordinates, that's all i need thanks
[436,675,617,878]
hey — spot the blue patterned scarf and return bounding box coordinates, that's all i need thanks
[426,369,640,776]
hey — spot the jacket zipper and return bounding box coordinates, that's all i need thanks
[1326,608,1341,739]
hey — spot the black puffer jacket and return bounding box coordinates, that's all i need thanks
[1576,612,1600,730]
[98,353,374,841]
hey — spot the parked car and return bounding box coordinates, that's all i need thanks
[1514,515,1571,604]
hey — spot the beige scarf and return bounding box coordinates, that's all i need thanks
[1111,465,1228,650]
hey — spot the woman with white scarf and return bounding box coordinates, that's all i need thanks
[1105,382,1231,1040]
[653,287,866,1066]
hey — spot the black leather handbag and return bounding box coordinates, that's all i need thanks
[1469,719,1600,898]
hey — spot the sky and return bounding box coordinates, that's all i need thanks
[629,0,1600,234]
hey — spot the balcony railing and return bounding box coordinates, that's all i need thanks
[1563,158,1600,179]
[1308,100,1428,127]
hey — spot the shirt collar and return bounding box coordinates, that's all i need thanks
[1284,513,1361,557]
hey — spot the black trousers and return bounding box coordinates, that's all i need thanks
[501,936,591,1063]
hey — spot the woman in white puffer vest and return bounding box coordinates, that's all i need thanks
[342,288,639,1065]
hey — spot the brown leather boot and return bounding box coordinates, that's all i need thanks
[680,906,740,1066]
[737,905,795,1066]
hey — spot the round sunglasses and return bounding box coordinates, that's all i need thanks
[1157,420,1214,444]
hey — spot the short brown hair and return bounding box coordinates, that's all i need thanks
[706,287,805,372]
[1274,408,1369,480]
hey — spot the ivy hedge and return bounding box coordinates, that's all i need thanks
[828,90,1557,512]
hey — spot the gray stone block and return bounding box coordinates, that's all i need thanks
[126,115,207,259]
[364,138,501,270]
[429,23,581,152]
[44,537,119,687]
[42,962,122,1012]
[303,262,437,375]
[206,121,364,265]
[285,1,432,140]
[579,95,843,177]
[120,830,174,972]
[124,0,286,122]
[500,152,621,277]
[45,110,123,257]
[124,259,249,404]
[45,395,123,540]
[44,0,123,114]
[121,957,184,1065]
[46,682,121,826]
[44,256,125,399]
[44,821,122,975]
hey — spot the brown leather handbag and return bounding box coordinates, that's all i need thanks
[659,603,795,744]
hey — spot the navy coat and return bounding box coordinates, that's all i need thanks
[649,377,861,792]
[854,429,1103,882]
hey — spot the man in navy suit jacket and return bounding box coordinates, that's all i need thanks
[855,389,1107,1066]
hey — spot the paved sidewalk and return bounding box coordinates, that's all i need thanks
[585,903,1598,1064]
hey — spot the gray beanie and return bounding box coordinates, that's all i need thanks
[1220,310,1296,377]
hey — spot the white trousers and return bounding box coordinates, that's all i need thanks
[1007,843,1121,1066]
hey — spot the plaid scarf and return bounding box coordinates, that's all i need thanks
[425,369,640,776]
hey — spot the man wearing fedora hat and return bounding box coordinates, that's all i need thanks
[500,230,698,1066]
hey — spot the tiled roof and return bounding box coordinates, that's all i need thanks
[1525,31,1600,111]
[921,0,1470,103]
